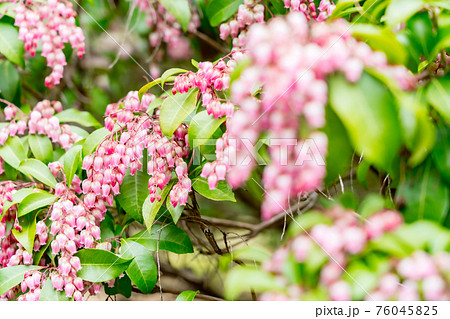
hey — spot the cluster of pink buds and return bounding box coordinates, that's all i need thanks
[13,0,85,88]
[259,207,449,301]
[173,52,244,120]
[131,0,199,65]
[219,0,264,48]
[223,13,415,219]
[283,0,335,21]
[200,133,230,190]
[0,100,82,150]
[17,270,43,301]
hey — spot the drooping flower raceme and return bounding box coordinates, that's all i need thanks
[13,0,85,88]
[283,0,336,21]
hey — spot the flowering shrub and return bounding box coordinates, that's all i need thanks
[0,0,449,302]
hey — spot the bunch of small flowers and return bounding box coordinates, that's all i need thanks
[13,0,85,88]
[223,13,415,219]
[283,0,335,21]
[258,207,447,301]
[172,52,244,120]
[130,0,199,64]
[219,0,265,49]
[0,100,82,150]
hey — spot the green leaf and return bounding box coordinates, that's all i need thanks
[351,24,407,64]
[121,239,157,294]
[18,159,57,188]
[147,98,163,114]
[176,290,199,301]
[0,136,26,169]
[160,88,199,137]
[192,177,235,202]
[427,76,450,123]
[75,249,133,283]
[29,135,54,163]
[39,279,71,301]
[160,68,188,86]
[0,22,25,67]
[143,182,173,232]
[206,0,243,27]
[0,60,20,101]
[104,274,132,298]
[397,159,449,223]
[358,193,386,218]
[159,0,191,31]
[0,265,41,296]
[64,144,83,185]
[1,188,37,219]
[116,170,150,224]
[166,195,184,224]
[383,0,424,27]
[82,128,110,157]
[12,211,37,253]
[128,224,193,254]
[18,192,58,217]
[224,267,285,300]
[432,124,450,183]
[188,110,226,148]
[55,109,102,128]
[329,72,402,170]
[138,78,162,99]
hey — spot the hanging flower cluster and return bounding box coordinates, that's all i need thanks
[219,0,265,49]
[259,207,450,301]
[13,0,85,88]
[283,0,336,21]
[224,13,415,220]
[131,0,199,71]
[85,91,191,209]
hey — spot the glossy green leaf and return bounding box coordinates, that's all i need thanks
[143,182,173,232]
[0,136,26,169]
[188,110,226,148]
[432,124,450,183]
[329,72,402,170]
[18,192,58,217]
[12,211,37,253]
[166,195,184,224]
[116,170,150,223]
[104,274,132,298]
[383,0,424,27]
[82,128,110,157]
[176,290,199,301]
[0,22,25,67]
[192,177,235,202]
[159,0,191,31]
[0,265,41,296]
[75,249,133,283]
[29,135,53,163]
[128,224,193,254]
[0,60,20,101]
[160,88,199,137]
[121,239,157,294]
[427,76,450,123]
[64,144,83,185]
[206,0,243,27]
[160,68,188,86]
[1,188,37,219]
[39,279,71,301]
[55,109,102,128]
[18,159,57,188]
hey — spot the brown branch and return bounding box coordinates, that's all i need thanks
[191,31,228,54]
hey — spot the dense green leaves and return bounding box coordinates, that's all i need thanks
[121,239,157,294]
[143,182,173,232]
[12,211,37,253]
[176,290,199,301]
[18,159,57,188]
[427,76,450,123]
[159,88,199,137]
[63,144,83,185]
[18,192,58,217]
[0,60,20,101]
[0,265,41,296]
[0,136,26,169]
[29,135,54,163]
[329,73,402,170]
[128,224,193,254]
[383,0,424,27]
[159,0,191,31]
[192,177,235,202]
[188,110,226,148]
[0,22,25,67]
[55,109,102,128]
[206,0,243,27]
[75,249,133,283]
[116,170,150,223]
